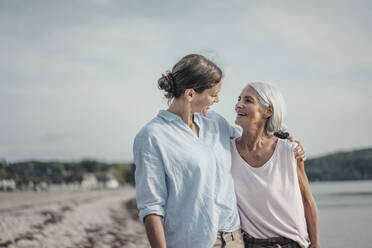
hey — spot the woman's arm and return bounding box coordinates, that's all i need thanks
[144,214,167,248]
[134,132,168,247]
[297,160,320,248]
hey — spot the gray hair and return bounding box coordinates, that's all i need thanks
[248,82,287,134]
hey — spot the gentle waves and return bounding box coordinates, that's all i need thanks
[310,180,372,248]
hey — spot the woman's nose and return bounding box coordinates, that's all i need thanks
[235,101,242,109]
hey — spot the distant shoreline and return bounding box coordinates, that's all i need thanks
[1,146,372,190]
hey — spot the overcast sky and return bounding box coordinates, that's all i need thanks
[1,0,371,162]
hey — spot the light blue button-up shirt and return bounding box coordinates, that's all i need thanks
[133,110,241,248]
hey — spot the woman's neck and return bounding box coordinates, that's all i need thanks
[238,123,269,151]
[168,98,194,128]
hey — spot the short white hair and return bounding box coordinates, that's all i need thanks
[248,82,287,134]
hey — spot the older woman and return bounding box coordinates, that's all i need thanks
[231,82,319,248]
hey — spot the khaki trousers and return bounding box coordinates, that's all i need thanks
[213,229,244,248]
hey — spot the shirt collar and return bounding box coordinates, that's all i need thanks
[158,110,181,122]
[158,110,202,123]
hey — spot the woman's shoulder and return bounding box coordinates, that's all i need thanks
[134,114,168,142]
[203,110,231,128]
[278,138,298,152]
[275,139,298,169]
[204,110,242,138]
[204,110,225,121]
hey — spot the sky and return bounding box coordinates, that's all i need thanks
[1,0,371,162]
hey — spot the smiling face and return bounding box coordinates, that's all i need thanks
[191,81,222,115]
[235,86,272,128]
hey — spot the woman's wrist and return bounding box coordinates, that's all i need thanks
[310,239,320,248]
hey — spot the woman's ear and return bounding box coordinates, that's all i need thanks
[184,89,195,102]
[265,105,273,118]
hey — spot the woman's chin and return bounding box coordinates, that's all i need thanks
[199,108,210,116]
[235,118,242,126]
[235,116,249,127]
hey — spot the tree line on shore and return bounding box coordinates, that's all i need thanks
[305,147,372,181]
[0,160,135,188]
[1,147,371,188]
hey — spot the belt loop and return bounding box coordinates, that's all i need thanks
[220,231,224,241]
[220,232,226,245]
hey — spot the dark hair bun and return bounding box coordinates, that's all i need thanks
[274,131,290,139]
[158,71,175,99]
[157,54,222,102]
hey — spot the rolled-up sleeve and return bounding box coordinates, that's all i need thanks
[133,131,167,223]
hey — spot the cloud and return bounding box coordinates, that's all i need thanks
[0,0,371,161]
[38,132,78,144]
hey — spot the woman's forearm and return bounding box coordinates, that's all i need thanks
[303,195,320,248]
[144,214,167,248]
[297,160,320,248]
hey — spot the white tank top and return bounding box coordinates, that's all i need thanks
[231,138,310,248]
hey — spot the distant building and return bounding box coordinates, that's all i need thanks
[81,174,98,190]
[0,179,16,191]
[96,172,120,189]
[106,178,119,189]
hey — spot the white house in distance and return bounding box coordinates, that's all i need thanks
[106,178,119,189]
[0,179,16,191]
[81,173,119,190]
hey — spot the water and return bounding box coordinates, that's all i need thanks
[310,180,372,248]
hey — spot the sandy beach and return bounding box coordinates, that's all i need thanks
[0,187,148,248]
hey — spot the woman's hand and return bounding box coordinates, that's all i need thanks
[288,136,306,161]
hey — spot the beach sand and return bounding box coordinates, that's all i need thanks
[0,187,149,248]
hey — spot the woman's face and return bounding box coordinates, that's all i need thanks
[192,82,222,115]
[235,86,268,127]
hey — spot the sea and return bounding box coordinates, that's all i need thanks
[310,180,372,248]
